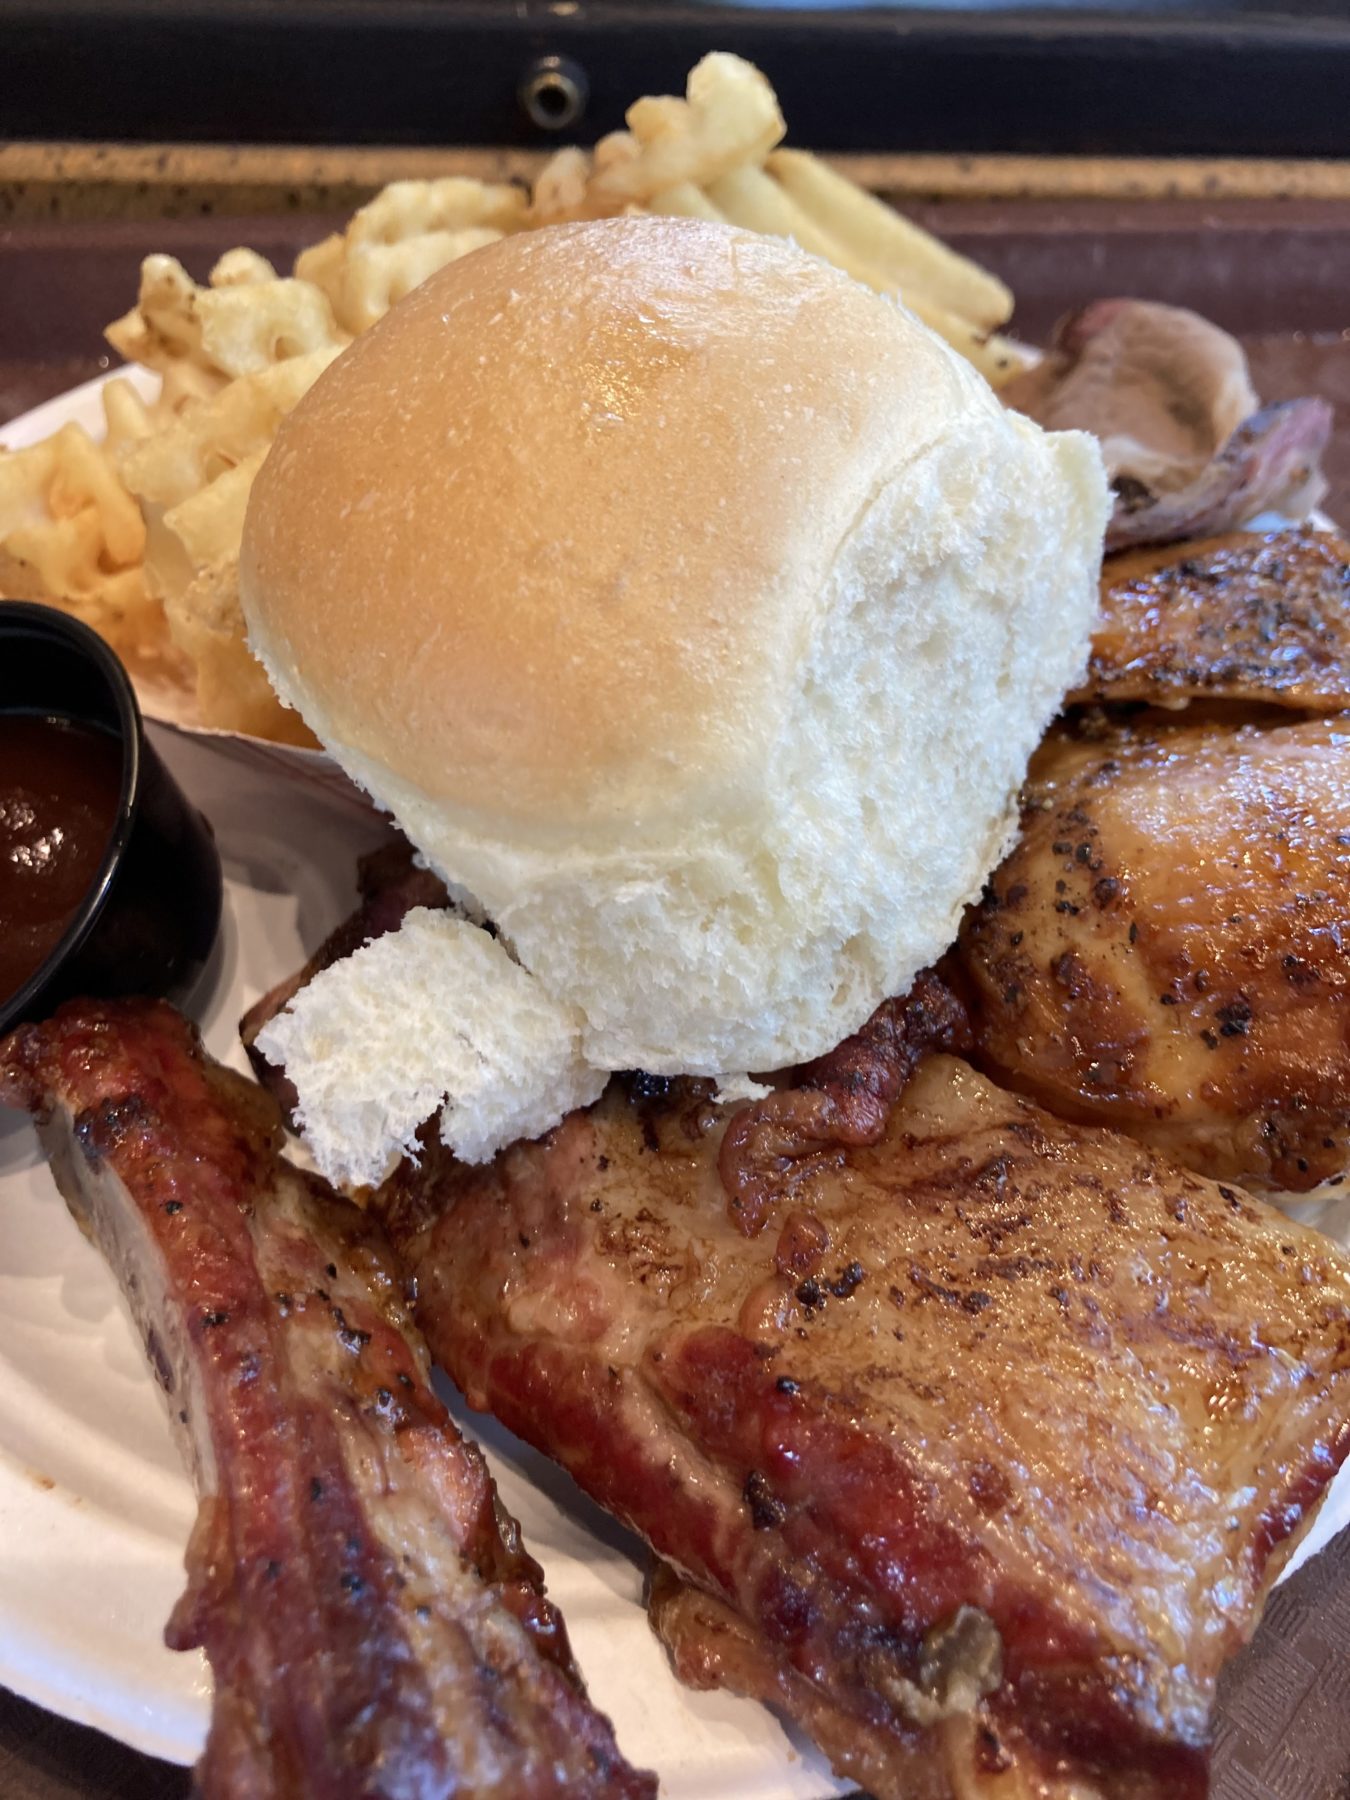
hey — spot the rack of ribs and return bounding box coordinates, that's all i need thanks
[0,998,653,1800]
[378,984,1350,1800]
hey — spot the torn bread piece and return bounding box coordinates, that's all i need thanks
[254,908,606,1182]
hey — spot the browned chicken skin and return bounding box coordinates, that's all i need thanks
[955,714,1350,1189]
[1073,527,1350,713]
[378,1021,1350,1800]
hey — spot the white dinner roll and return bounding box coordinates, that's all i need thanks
[242,216,1107,1171]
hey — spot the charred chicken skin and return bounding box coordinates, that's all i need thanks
[377,988,1350,1800]
[956,715,1350,1190]
[0,999,653,1800]
[1072,527,1350,714]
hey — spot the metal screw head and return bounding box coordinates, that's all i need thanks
[519,55,589,133]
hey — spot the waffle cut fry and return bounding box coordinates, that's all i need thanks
[296,177,529,334]
[111,347,346,724]
[171,557,317,747]
[107,250,348,386]
[590,52,786,209]
[0,419,169,667]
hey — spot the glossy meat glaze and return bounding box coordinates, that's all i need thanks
[0,999,653,1800]
[956,715,1350,1189]
[379,988,1350,1800]
[1075,528,1350,713]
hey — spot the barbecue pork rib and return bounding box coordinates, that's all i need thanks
[378,1001,1350,1800]
[0,999,652,1800]
[1071,526,1350,715]
[955,713,1350,1190]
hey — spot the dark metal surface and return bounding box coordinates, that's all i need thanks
[1,1,1350,157]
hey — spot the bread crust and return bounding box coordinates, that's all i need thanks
[242,217,1109,1099]
[243,218,984,837]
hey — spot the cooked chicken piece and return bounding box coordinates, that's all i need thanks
[955,714,1350,1189]
[1004,299,1330,549]
[1006,298,1259,489]
[0,999,653,1800]
[378,991,1350,1800]
[1072,527,1350,713]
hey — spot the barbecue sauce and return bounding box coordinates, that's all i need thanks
[0,715,123,1002]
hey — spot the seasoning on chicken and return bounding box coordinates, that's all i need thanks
[956,715,1350,1189]
[1073,527,1350,713]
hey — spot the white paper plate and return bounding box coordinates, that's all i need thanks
[1,377,1347,1792]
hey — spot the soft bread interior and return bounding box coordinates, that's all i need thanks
[254,910,605,1185]
[242,219,1108,1173]
[265,405,1106,1084]
[504,411,1108,1074]
[257,405,1103,1177]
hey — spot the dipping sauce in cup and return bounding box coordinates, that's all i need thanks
[0,601,223,1034]
[0,716,123,1003]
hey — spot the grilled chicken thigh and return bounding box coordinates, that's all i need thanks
[0,1000,653,1800]
[956,715,1350,1189]
[1073,527,1350,714]
[377,992,1350,1800]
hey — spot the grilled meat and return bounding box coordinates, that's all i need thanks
[0,998,653,1800]
[1107,398,1330,553]
[377,999,1350,1800]
[1006,299,1257,500]
[1004,299,1330,549]
[1073,527,1350,714]
[955,714,1350,1190]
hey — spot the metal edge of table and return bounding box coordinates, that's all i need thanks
[2,1,1350,157]
[4,143,1350,225]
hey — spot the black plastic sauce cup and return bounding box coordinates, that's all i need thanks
[0,601,223,1035]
